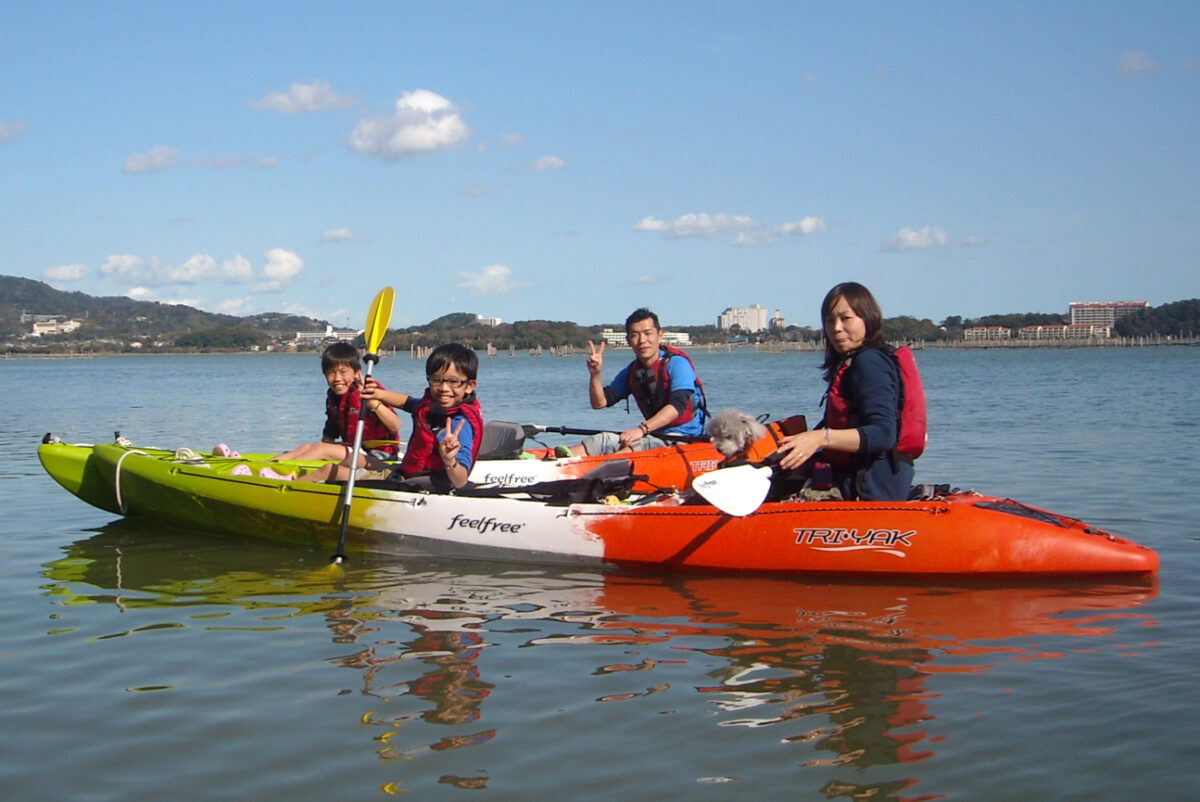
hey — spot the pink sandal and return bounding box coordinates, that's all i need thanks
[258,466,294,481]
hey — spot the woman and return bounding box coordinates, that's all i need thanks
[776,282,914,500]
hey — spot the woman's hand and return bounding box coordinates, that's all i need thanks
[776,431,821,471]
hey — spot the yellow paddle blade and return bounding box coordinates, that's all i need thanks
[364,286,394,354]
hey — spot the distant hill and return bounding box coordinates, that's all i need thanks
[6,274,1197,352]
[0,275,330,346]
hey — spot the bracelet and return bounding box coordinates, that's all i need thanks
[824,427,832,447]
[639,422,649,435]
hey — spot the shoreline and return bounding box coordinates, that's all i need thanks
[5,334,1198,360]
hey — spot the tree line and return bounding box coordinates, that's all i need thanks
[4,275,1199,352]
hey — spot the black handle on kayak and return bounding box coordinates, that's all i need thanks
[522,424,696,443]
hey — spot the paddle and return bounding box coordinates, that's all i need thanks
[691,462,774,517]
[331,286,395,565]
[522,423,694,444]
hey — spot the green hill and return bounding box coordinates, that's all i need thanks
[0,275,329,350]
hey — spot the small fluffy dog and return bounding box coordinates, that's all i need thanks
[706,408,767,458]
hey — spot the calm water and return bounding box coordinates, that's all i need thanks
[2,347,1198,800]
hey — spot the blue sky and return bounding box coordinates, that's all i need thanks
[3,1,1197,329]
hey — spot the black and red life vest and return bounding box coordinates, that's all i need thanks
[627,346,708,431]
[399,392,484,476]
[326,384,399,457]
[823,345,926,467]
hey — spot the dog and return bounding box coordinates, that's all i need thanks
[705,408,767,458]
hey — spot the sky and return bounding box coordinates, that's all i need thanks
[2,1,1198,329]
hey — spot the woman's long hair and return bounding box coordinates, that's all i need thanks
[820,282,886,381]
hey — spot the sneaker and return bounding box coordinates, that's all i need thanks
[231,464,252,476]
[259,466,294,481]
[213,443,241,458]
[554,445,573,458]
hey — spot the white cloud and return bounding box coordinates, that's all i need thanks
[457,264,528,296]
[777,216,827,237]
[635,212,827,246]
[531,155,566,171]
[175,254,254,284]
[123,145,179,174]
[1117,51,1158,76]
[963,234,988,247]
[321,227,355,243]
[634,213,756,239]
[101,252,253,285]
[0,120,28,142]
[43,263,89,281]
[218,297,253,314]
[499,132,525,148]
[253,248,305,293]
[250,81,358,114]
[349,89,469,159]
[880,226,950,252]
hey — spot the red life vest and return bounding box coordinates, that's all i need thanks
[326,384,399,457]
[627,346,707,430]
[399,392,485,476]
[824,345,926,467]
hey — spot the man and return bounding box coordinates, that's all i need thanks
[572,307,708,456]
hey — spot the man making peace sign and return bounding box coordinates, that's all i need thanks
[570,308,708,456]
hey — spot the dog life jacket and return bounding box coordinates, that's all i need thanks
[325,384,399,458]
[824,345,927,466]
[722,415,809,465]
[399,393,485,476]
[627,346,708,431]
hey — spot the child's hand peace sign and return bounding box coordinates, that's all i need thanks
[439,417,466,467]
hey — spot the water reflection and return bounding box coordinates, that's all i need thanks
[44,522,1158,795]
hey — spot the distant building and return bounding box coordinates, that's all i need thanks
[1019,325,1068,340]
[475,314,502,327]
[28,318,82,337]
[1066,324,1110,339]
[769,309,786,330]
[964,326,1011,341]
[718,304,768,333]
[598,328,691,347]
[1068,301,1148,328]
[294,325,361,345]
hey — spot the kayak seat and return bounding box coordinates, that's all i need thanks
[458,459,640,505]
[477,421,527,460]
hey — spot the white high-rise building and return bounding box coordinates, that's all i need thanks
[717,304,769,332]
[1068,302,1148,327]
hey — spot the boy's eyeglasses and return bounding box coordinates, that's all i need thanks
[427,377,470,388]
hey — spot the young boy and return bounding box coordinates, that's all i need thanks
[282,343,483,491]
[263,341,400,465]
